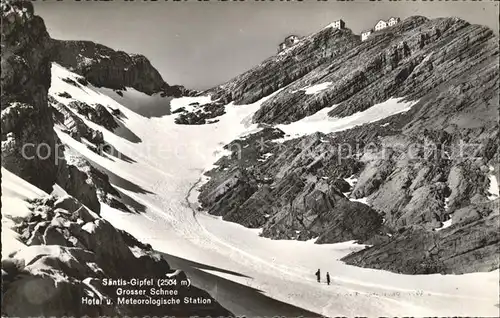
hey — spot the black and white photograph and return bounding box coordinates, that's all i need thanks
[1,0,499,316]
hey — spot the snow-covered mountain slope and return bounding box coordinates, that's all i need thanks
[30,63,498,316]
[196,14,499,278]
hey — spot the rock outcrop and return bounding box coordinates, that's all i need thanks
[200,114,499,274]
[65,99,119,132]
[50,39,195,97]
[209,17,497,126]
[1,0,57,193]
[342,205,499,274]
[50,96,106,147]
[199,128,386,243]
[174,101,226,125]
[56,149,131,214]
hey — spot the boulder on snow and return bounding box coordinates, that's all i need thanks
[332,178,351,193]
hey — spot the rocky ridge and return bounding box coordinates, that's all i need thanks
[50,95,120,151]
[50,39,196,98]
[208,26,360,106]
[208,17,496,126]
[198,16,499,274]
[175,26,360,126]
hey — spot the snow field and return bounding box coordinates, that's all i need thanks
[2,64,497,316]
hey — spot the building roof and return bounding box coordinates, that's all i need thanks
[361,29,373,34]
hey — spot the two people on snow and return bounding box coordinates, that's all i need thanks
[315,269,330,285]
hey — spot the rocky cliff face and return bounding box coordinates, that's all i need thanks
[209,17,496,126]
[1,0,57,193]
[50,39,195,97]
[199,16,499,274]
[1,1,123,215]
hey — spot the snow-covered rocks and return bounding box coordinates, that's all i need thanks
[174,100,226,125]
[1,171,231,317]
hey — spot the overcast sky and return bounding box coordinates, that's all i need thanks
[35,0,498,90]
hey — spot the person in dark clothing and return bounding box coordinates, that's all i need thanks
[326,272,331,285]
[315,269,320,283]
